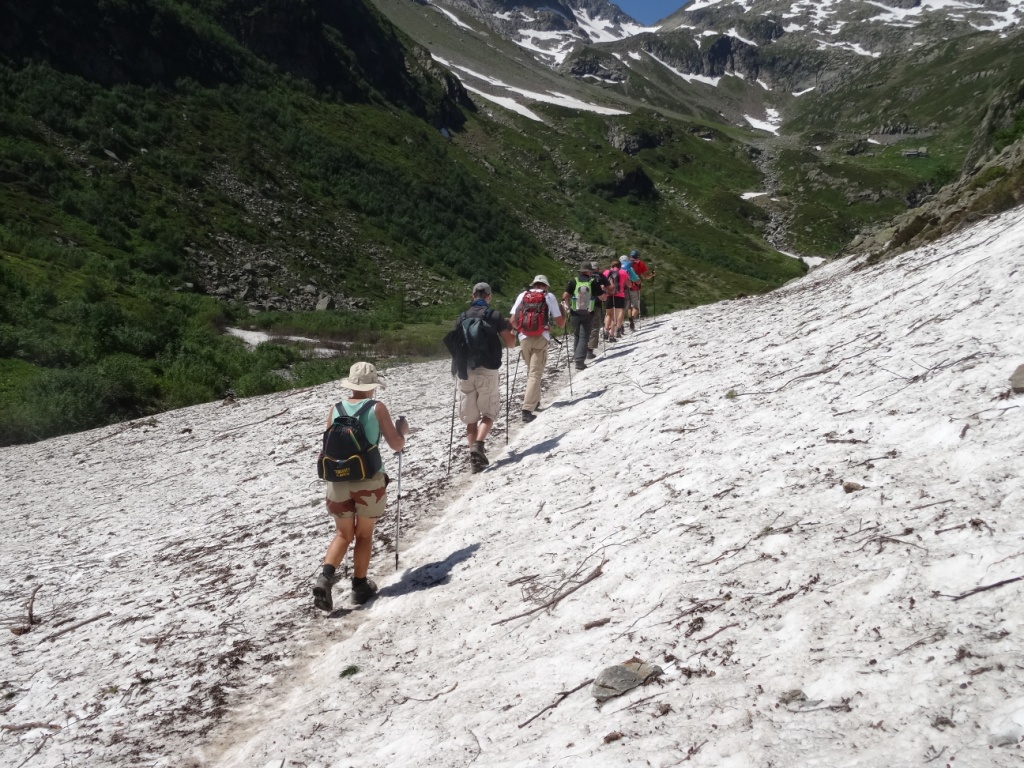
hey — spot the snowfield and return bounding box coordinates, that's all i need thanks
[3,207,1024,767]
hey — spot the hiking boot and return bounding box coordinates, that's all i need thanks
[469,453,484,474]
[629,319,635,331]
[313,573,334,612]
[352,577,378,605]
[587,350,596,359]
[471,440,488,465]
[575,361,587,371]
[522,410,536,423]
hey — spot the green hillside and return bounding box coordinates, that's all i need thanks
[0,0,806,445]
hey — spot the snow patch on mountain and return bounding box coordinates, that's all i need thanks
[645,50,722,86]
[434,55,629,116]
[430,1,476,31]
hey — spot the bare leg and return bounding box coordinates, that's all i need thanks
[352,516,378,578]
[324,501,355,567]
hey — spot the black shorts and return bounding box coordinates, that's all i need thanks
[604,296,626,309]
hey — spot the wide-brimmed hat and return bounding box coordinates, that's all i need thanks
[531,274,550,287]
[340,361,385,392]
[579,262,593,273]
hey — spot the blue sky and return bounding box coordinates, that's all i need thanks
[613,0,689,25]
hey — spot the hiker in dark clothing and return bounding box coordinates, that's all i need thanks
[455,283,516,472]
[562,263,604,370]
[313,362,409,611]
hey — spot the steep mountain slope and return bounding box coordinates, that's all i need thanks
[3,201,1022,768]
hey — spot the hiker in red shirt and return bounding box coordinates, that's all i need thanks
[509,275,565,422]
[602,259,629,341]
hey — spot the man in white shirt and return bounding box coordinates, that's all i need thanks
[509,275,565,422]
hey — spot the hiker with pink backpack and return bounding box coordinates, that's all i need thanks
[509,275,565,423]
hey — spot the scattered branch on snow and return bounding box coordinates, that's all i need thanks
[833,519,879,542]
[629,467,687,497]
[584,618,610,630]
[493,559,606,626]
[1,722,62,732]
[696,622,739,643]
[517,677,593,728]
[733,364,840,397]
[398,682,458,704]
[855,534,928,554]
[957,405,1019,421]
[43,611,112,642]
[910,499,955,511]
[939,575,1024,602]
[895,629,947,656]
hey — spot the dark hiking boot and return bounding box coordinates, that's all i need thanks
[352,577,378,605]
[313,573,334,612]
[471,440,488,465]
[575,361,587,371]
[470,453,484,474]
[587,350,596,359]
[629,319,635,331]
[522,410,536,423]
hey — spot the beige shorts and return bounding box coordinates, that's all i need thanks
[325,472,388,519]
[459,367,501,424]
[626,288,641,309]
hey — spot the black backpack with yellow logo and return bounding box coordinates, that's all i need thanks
[317,400,382,481]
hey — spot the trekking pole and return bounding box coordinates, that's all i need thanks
[503,348,507,448]
[394,450,403,571]
[446,377,457,475]
[565,326,573,397]
[510,348,521,420]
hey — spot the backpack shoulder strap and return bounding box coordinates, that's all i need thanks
[353,399,376,417]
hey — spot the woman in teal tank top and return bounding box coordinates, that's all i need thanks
[313,362,409,611]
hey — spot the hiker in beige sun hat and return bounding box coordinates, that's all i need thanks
[313,360,407,612]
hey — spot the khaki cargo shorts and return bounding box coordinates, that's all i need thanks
[626,288,641,309]
[326,471,388,519]
[459,367,501,424]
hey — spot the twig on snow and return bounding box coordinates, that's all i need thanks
[629,467,688,497]
[43,611,112,642]
[213,409,289,435]
[402,682,458,703]
[1,722,62,732]
[669,740,709,764]
[517,678,594,728]
[942,575,1024,602]
[25,585,42,629]
[958,405,1019,421]
[493,560,606,626]
[910,499,955,511]
[696,622,739,643]
[895,629,946,656]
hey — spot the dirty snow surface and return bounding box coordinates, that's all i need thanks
[3,208,1024,768]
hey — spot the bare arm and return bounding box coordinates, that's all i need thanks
[500,328,517,348]
[374,401,407,453]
